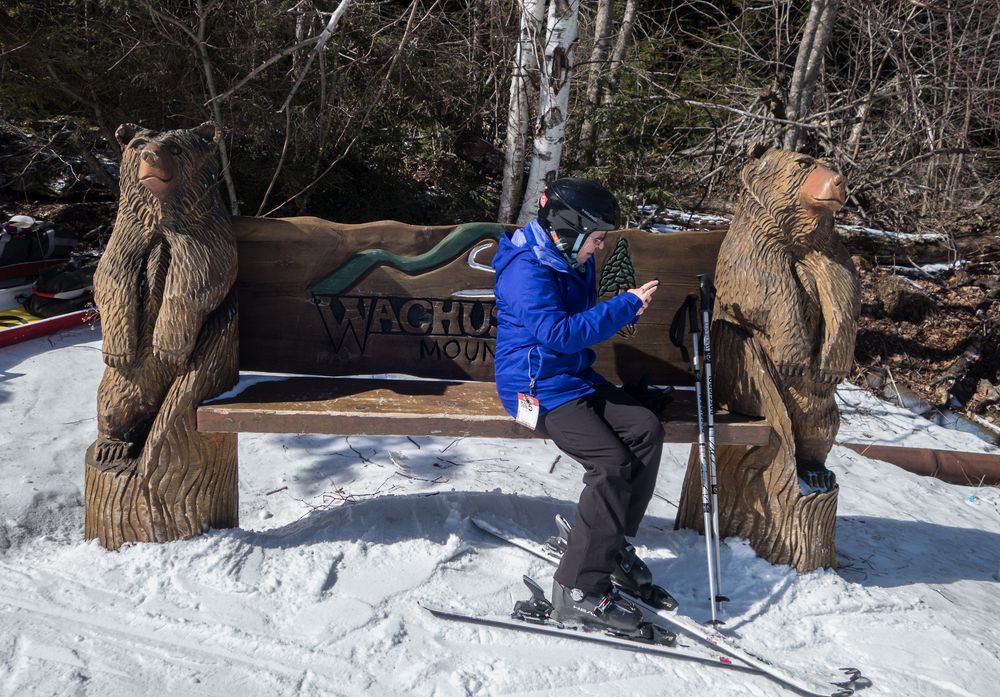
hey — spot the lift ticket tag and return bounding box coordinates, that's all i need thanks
[515,392,539,430]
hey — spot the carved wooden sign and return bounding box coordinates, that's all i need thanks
[230,217,726,386]
[308,222,502,375]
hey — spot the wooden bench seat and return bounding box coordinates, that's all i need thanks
[197,375,772,445]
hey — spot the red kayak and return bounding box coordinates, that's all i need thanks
[0,306,99,348]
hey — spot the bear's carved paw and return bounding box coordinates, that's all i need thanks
[816,368,848,384]
[91,436,139,475]
[102,351,136,371]
[796,460,837,493]
[775,363,808,378]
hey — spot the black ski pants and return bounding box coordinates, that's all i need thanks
[539,383,664,593]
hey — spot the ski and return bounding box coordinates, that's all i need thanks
[422,604,772,676]
[470,515,869,697]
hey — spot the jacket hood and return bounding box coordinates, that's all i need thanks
[492,219,572,278]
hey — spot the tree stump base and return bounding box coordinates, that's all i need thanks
[84,432,238,549]
[675,442,838,573]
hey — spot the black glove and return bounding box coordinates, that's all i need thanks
[623,376,674,415]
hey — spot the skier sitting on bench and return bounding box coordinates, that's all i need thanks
[492,177,665,632]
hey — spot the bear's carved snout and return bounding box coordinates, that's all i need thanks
[138,144,177,198]
[799,165,846,216]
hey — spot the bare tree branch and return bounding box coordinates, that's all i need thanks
[280,0,354,114]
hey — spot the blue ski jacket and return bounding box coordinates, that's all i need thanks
[492,219,643,417]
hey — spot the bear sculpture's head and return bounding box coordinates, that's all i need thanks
[115,122,223,216]
[740,143,847,232]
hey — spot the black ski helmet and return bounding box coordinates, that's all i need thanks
[538,177,618,265]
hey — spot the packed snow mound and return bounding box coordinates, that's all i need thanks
[1,326,998,696]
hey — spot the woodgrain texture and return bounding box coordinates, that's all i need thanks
[196,377,772,445]
[675,146,860,572]
[85,123,239,550]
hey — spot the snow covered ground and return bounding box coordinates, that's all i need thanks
[1,325,999,697]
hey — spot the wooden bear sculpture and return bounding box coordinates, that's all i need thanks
[84,122,239,550]
[676,144,860,572]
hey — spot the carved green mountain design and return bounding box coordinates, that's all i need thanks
[309,222,504,296]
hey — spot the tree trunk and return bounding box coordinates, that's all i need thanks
[577,0,614,161]
[498,0,545,224]
[517,0,581,226]
[195,0,240,214]
[597,0,638,151]
[137,0,242,214]
[783,0,839,151]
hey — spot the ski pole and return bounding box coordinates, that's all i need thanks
[698,274,727,604]
[686,294,721,626]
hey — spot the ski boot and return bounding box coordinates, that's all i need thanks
[545,515,679,612]
[551,580,644,633]
[613,540,679,611]
[512,576,675,646]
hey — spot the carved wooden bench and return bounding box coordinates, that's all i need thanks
[195,216,769,452]
[88,142,848,571]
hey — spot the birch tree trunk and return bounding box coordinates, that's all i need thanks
[577,0,614,161]
[783,0,839,151]
[516,0,581,226]
[498,0,546,224]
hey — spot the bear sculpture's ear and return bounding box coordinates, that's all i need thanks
[195,122,221,145]
[115,123,142,147]
[746,141,769,160]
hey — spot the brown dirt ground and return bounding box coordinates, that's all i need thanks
[852,257,1000,434]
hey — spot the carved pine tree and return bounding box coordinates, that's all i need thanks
[599,237,637,337]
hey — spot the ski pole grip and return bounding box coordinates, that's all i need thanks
[698,274,716,316]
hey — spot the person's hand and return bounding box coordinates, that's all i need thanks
[627,279,659,315]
